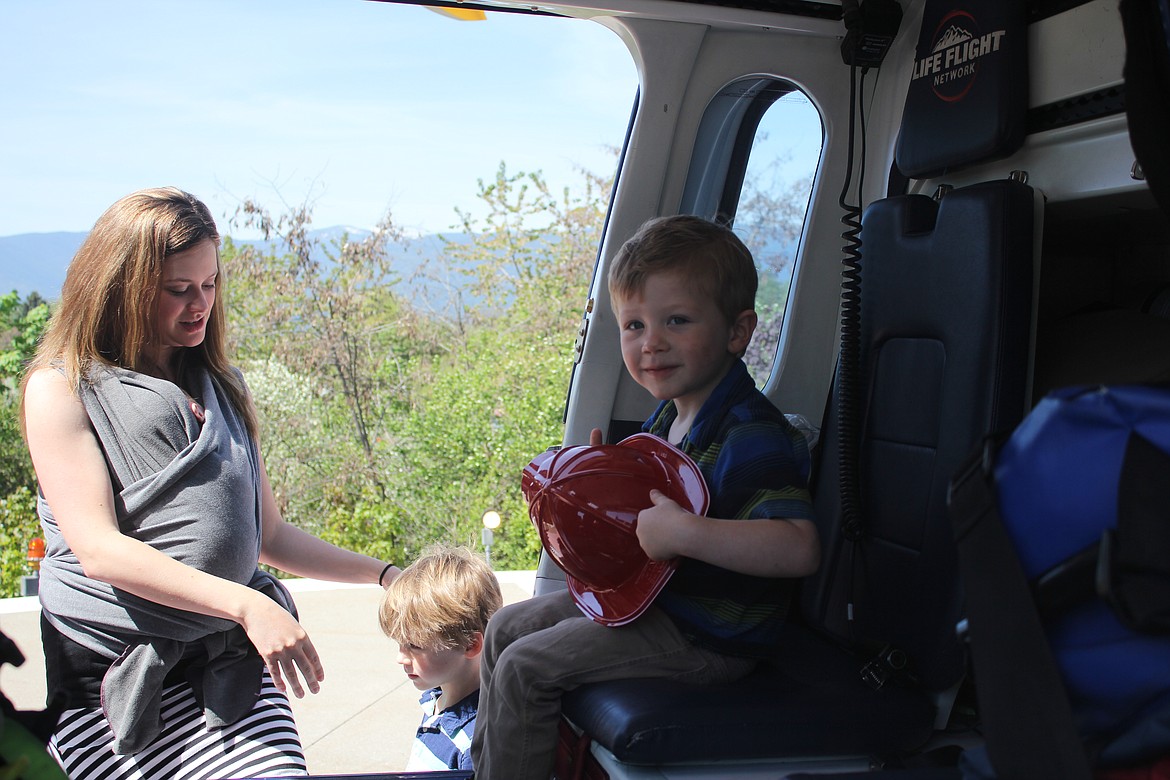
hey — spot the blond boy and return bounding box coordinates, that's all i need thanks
[379,545,503,772]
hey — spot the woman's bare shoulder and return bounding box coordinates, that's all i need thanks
[24,367,85,422]
[25,365,73,396]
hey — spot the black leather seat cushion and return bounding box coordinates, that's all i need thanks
[562,625,935,764]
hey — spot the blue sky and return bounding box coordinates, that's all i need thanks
[0,0,638,238]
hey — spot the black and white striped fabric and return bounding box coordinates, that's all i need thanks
[49,673,307,780]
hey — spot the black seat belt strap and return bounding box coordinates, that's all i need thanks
[948,438,1093,780]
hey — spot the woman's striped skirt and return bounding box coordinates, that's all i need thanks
[48,672,307,779]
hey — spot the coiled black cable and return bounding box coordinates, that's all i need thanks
[838,62,868,544]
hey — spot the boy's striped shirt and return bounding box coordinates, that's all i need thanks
[405,687,479,772]
[644,359,814,658]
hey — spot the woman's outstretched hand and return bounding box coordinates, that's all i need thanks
[240,595,324,698]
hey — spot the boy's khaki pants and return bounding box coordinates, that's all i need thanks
[471,589,755,780]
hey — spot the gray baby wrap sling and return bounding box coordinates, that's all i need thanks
[37,365,297,754]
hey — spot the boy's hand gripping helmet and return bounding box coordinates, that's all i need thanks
[522,433,709,626]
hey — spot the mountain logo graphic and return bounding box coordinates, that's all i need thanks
[933,25,973,53]
[911,10,1008,103]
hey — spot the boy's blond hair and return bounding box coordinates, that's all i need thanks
[379,545,503,651]
[607,214,758,324]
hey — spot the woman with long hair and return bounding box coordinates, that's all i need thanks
[21,187,400,779]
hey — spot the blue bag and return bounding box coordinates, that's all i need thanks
[951,385,1170,779]
[993,385,1170,764]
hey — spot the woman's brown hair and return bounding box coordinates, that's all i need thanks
[23,187,258,439]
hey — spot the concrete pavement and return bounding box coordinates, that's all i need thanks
[0,571,536,775]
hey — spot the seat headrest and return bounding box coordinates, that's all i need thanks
[894,0,1029,179]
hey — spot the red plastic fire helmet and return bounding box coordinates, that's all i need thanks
[521,433,709,626]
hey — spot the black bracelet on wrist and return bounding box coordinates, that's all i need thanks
[378,562,395,587]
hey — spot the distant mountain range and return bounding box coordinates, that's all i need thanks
[0,227,476,313]
[3,227,795,322]
[0,231,86,299]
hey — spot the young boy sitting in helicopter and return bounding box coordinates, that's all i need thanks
[471,214,821,780]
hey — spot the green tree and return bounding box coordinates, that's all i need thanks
[442,161,609,331]
[0,292,53,595]
[219,163,608,569]
[0,486,40,598]
[734,155,813,383]
[388,162,607,567]
[224,207,411,461]
[0,291,51,385]
[393,326,569,565]
[0,291,52,596]
[221,209,437,542]
[0,396,33,515]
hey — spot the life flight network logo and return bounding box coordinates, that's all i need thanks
[911,9,1008,103]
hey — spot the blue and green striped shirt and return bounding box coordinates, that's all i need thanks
[644,359,814,658]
